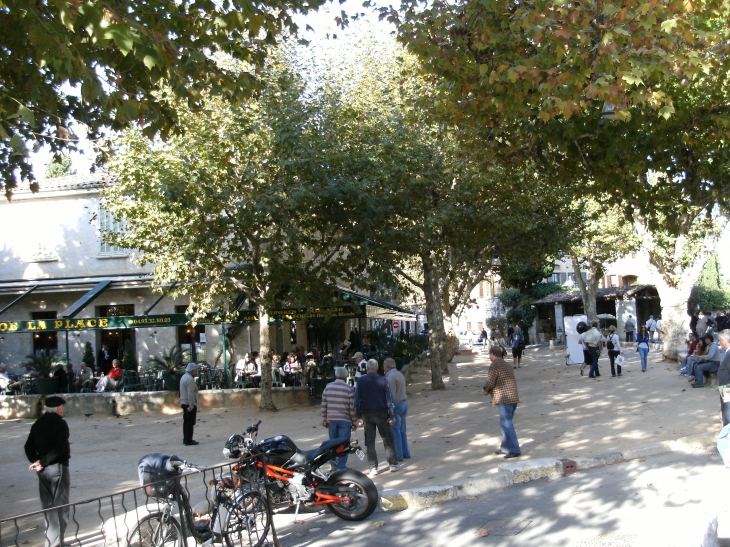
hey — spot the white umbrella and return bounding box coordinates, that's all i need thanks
[597,313,616,319]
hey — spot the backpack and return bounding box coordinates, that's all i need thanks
[606,334,615,351]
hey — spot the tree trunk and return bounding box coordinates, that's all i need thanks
[257,307,277,411]
[423,254,446,390]
[441,314,456,370]
[572,256,600,323]
[653,277,691,361]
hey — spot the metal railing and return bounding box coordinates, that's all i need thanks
[0,458,278,547]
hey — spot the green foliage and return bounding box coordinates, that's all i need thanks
[147,346,184,374]
[498,289,522,310]
[689,253,730,312]
[1,0,327,196]
[45,154,76,179]
[82,341,95,370]
[499,261,556,293]
[486,317,508,335]
[23,352,67,378]
[121,340,137,371]
[688,286,730,314]
[506,309,535,343]
[528,283,569,301]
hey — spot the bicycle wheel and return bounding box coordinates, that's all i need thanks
[126,512,183,547]
[222,491,271,547]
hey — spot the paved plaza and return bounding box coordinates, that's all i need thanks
[0,346,722,522]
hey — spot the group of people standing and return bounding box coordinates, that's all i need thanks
[320,358,410,476]
[579,322,629,378]
[480,325,526,369]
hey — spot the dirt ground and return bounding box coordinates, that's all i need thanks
[0,346,719,520]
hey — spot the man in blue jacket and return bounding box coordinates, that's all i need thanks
[355,359,398,476]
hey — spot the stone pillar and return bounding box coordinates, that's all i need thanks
[554,303,565,344]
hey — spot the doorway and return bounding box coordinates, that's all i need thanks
[97,304,135,361]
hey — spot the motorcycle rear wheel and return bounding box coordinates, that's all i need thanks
[324,469,378,521]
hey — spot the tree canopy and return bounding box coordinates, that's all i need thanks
[1,0,327,197]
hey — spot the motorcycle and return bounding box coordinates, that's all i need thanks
[222,420,379,521]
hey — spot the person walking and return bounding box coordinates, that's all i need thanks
[482,346,521,459]
[509,325,524,369]
[354,359,398,476]
[646,315,658,341]
[384,358,410,462]
[636,326,651,372]
[716,331,730,425]
[321,367,357,470]
[605,326,623,377]
[582,322,603,379]
[624,315,636,342]
[180,362,199,446]
[24,396,71,547]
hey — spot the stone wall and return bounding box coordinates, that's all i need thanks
[0,386,311,420]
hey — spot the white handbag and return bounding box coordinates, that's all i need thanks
[615,355,626,367]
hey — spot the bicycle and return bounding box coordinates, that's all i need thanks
[127,457,270,547]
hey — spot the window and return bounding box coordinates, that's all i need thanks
[549,273,560,283]
[609,275,618,287]
[32,311,58,355]
[98,206,127,257]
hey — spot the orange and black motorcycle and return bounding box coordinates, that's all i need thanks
[223,420,378,521]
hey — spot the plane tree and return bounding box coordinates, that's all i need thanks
[1,0,328,197]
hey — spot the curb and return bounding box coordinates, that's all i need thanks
[379,432,717,512]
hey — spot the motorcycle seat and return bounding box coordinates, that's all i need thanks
[290,437,350,465]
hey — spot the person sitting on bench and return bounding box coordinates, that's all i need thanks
[95,359,123,392]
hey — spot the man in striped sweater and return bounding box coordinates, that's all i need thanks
[321,367,358,470]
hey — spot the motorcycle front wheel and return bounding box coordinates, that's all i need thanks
[324,469,379,521]
[222,491,271,547]
[125,512,182,547]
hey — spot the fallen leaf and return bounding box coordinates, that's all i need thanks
[294,520,304,525]
[573,491,581,495]
[479,528,489,537]
[374,521,384,528]
[465,496,479,500]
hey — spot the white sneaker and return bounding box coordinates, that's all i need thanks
[389,464,399,472]
[369,468,379,476]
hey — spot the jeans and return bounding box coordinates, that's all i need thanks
[588,346,600,377]
[638,346,649,370]
[626,332,634,342]
[694,362,718,386]
[38,463,70,547]
[362,410,397,469]
[392,400,410,459]
[608,350,621,376]
[181,404,197,444]
[498,404,521,455]
[328,420,352,469]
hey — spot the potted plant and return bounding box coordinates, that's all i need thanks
[147,346,185,391]
[23,352,67,395]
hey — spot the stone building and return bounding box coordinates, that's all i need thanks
[0,174,415,374]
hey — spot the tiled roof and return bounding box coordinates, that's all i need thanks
[14,172,117,194]
[532,284,658,305]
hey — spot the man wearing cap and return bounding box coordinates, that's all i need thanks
[180,362,199,446]
[24,396,70,547]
